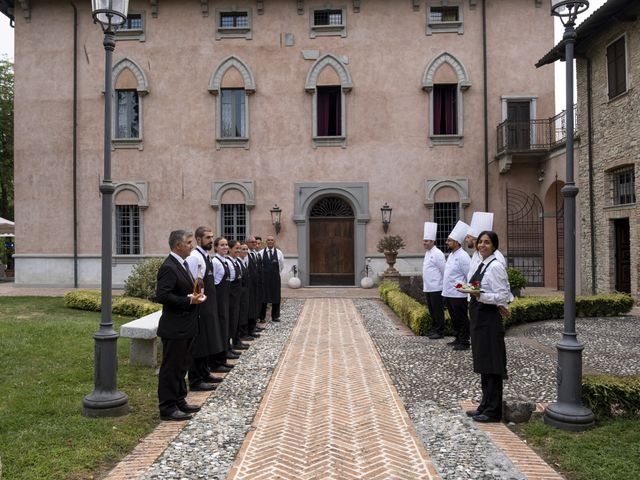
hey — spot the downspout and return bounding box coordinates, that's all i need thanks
[71,1,78,288]
[482,0,489,210]
[586,57,596,294]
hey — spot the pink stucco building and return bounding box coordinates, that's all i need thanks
[2,0,575,289]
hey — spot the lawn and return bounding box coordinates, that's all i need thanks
[514,414,640,480]
[0,297,160,480]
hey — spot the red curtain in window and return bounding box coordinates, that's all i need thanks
[317,86,341,136]
[434,85,456,135]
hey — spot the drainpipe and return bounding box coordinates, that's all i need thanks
[71,1,78,288]
[482,0,489,210]
[586,57,596,294]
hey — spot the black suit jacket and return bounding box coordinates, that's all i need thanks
[156,254,199,339]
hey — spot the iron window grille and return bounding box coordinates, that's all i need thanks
[313,9,343,26]
[118,13,142,30]
[222,204,247,241]
[429,6,459,22]
[433,202,459,251]
[612,166,636,205]
[116,205,140,255]
[220,11,249,28]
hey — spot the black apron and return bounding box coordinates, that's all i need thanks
[228,257,242,341]
[469,258,507,375]
[246,252,258,320]
[191,250,225,357]
[213,255,231,349]
[261,249,281,304]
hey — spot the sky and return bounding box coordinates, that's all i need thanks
[0,0,608,112]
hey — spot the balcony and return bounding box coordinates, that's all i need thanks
[496,107,577,173]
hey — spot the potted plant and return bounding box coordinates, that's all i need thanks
[507,267,527,297]
[377,235,406,274]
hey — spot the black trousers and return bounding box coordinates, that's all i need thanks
[444,296,470,345]
[479,373,503,420]
[259,302,280,320]
[158,337,193,415]
[424,291,445,335]
[188,356,210,386]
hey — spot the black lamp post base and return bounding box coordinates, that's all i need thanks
[544,402,595,431]
[82,391,129,418]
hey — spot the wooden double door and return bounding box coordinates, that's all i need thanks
[309,217,355,286]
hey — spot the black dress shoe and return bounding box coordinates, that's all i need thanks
[428,334,444,339]
[212,364,233,373]
[234,342,250,350]
[472,414,501,423]
[177,403,201,413]
[271,317,281,322]
[254,326,266,332]
[206,375,223,383]
[466,409,481,417]
[453,344,470,351]
[226,351,240,359]
[160,410,192,421]
[190,381,216,391]
[240,335,256,341]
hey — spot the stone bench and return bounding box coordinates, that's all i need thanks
[120,310,162,367]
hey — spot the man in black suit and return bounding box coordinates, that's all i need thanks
[156,230,206,421]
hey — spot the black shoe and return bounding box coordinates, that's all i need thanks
[254,326,266,332]
[190,381,216,391]
[428,334,444,339]
[472,414,501,423]
[205,375,223,383]
[177,403,201,413]
[160,410,192,421]
[226,351,240,359]
[271,317,281,322]
[240,335,254,342]
[234,342,250,350]
[212,364,233,373]
[453,344,470,351]
[466,409,481,417]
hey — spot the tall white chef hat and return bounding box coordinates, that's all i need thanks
[448,220,470,245]
[423,222,437,241]
[468,212,494,238]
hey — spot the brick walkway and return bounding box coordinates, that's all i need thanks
[228,298,439,480]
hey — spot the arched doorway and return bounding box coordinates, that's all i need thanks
[506,188,544,286]
[308,196,355,285]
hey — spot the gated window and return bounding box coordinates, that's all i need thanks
[310,7,346,37]
[116,205,140,255]
[216,9,252,39]
[221,204,246,241]
[506,188,544,286]
[612,166,636,205]
[426,2,463,35]
[433,202,459,251]
[115,12,145,41]
[607,36,626,99]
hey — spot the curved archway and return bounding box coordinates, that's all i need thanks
[208,55,256,94]
[112,57,149,94]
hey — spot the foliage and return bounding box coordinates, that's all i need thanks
[379,283,634,334]
[582,374,640,418]
[64,290,161,317]
[123,257,164,300]
[0,297,160,480]
[376,235,406,254]
[0,58,14,221]
[515,415,640,480]
[507,267,527,291]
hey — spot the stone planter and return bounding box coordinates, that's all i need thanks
[383,251,398,274]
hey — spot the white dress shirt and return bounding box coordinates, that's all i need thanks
[468,249,506,282]
[473,254,511,308]
[422,245,446,292]
[212,254,227,284]
[186,246,209,280]
[442,247,471,298]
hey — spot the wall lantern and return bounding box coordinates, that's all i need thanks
[380,203,392,233]
[270,204,282,235]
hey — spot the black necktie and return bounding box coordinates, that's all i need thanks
[471,261,484,281]
[183,260,194,282]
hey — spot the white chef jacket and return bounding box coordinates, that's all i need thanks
[422,245,446,292]
[442,247,471,298]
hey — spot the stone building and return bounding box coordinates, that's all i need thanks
[1,0,573,288]
[539,0,639,298]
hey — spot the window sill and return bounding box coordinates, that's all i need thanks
[313,136,346,148]
[427,21,463,35]
[112,138,144,150]
[217,137,249,149]
[310,25,346,38]
[603,203,636,212]
[608,87,632,104]
[429,135,463,147]
[113,254,148,264]
[216,27,252,40]
[115,29,145,42]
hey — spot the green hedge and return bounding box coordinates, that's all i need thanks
[582,374,640,418]
[379,282,634,336]
[64,290,161,318]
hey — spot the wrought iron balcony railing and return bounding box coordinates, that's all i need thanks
[497,106,578,156]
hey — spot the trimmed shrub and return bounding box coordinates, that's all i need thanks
[64,290,160,317]
[582,374,640,418]
[378,281,400,303]
[123,257,164,301]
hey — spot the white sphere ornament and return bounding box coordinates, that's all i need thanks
[360,277,374,289]
[288,276,302,289]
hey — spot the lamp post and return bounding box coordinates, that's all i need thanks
[380,202,392,233]
[82,0,130,418]
[543,0,594,431]
[270,204,282,235]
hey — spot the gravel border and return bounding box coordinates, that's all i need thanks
[141,299,304,480]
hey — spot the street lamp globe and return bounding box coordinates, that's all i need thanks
[92,0,129,30]
[550,0,589,24]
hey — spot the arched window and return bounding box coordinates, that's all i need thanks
[305,54,353,148]
[211,181,256,239]
[113,181,149,255]
[209,56,256,149]
[424,178,470,250]
[422,52,471,146]
[111,58,149,150]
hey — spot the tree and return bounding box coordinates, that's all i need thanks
[0,57,14,221]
